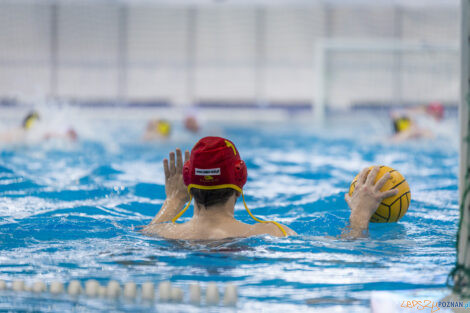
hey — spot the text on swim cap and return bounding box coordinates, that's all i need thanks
[195,168,221,176]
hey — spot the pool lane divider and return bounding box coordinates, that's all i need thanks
[0,279,238,307]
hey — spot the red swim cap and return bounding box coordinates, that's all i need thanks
[427,102,444,120]
[183,137,247,192]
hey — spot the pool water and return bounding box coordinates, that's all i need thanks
[0,115,459,312]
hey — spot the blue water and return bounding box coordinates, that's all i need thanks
[0,116,459,312]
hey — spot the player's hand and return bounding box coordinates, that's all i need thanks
[164,148,190,204]
[345,166,398,229]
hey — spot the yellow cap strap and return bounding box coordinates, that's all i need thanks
[241,191,288,237]
[171,194,192,223]
[187,184,242,193]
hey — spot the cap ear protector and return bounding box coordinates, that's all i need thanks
[234,160,247,187]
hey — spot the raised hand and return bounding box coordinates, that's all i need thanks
[163,148,190,203]
[345,166,398,230]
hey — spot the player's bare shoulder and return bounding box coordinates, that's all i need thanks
[249,222,296,237]
[141,222,182,239]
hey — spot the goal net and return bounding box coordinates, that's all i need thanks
[314,39,458,118]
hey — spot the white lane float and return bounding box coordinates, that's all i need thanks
[0,279,237,307]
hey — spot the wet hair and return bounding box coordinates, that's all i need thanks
[190,188,236,209]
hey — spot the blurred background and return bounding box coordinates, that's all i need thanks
[0,0,459,122]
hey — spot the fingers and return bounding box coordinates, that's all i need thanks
[169,151,176,175]
[365,166,380,186]
[176,148,183,172]
[166,148,188,179]
[381,188,398,200]
[358,167,370,185]
[163,158,170,180]
[374,172,391,192]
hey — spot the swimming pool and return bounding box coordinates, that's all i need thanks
[0,113,459,312]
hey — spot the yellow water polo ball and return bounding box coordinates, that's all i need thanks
[349,165,411,223]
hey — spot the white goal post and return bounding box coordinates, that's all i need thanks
[313,39,459,124]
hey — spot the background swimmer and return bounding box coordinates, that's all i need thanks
[143,119,172,141]
[22,111,40,130]
[0,110,78,143]
[390,102,445,142]
[0,110,40,143]
[184,115,200,134]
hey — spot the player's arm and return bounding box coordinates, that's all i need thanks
[341,166,398,239]
[142,148,190,233]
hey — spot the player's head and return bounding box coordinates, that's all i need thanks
[392,116,412,134]
[184,115,200,133]
[146,119,171,137]
[173,136,288,236]
[183,136,247,209]
[22,111,40,130]
[426,102,444,121]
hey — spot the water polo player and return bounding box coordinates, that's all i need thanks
[142,136,296,239]
[0,111,40,142]
[143,137,396,240]
[143,119,172,141]
[390,102,445,142]
[22,111,40,130]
